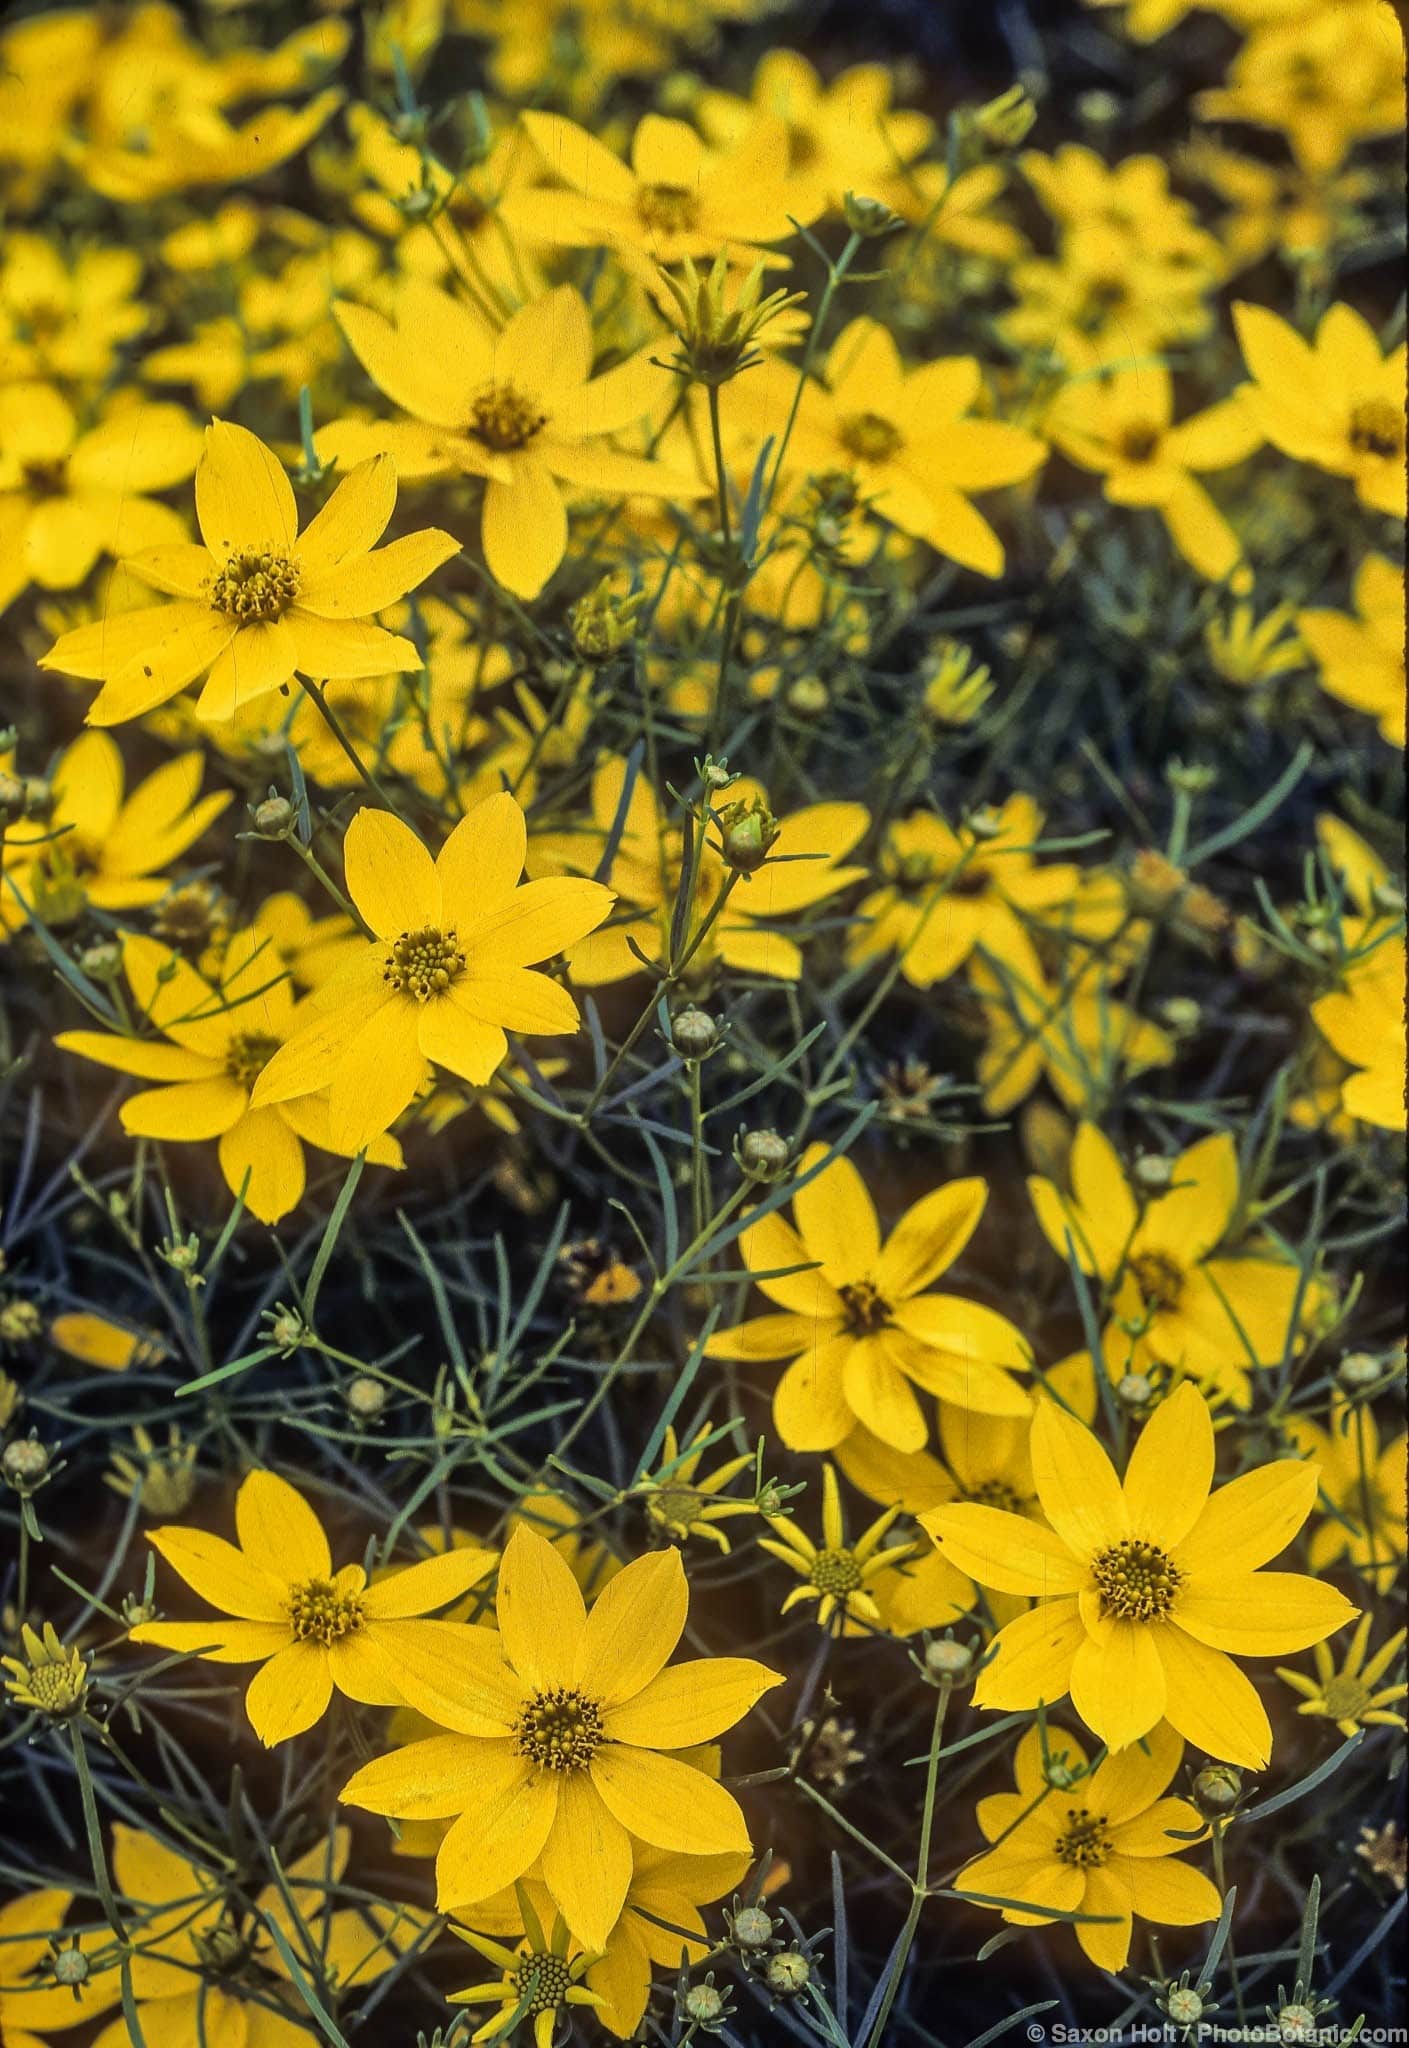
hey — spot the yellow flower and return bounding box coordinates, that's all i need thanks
[507,109,816,264]
[325,279,696,598]
[49,1311,165,1375]
[338,1526,781,1949]
[1278,1614,1406,1739]
[1298,554,1405,747]
[55,932,402,1225]
[1028,1122,1313,1408]
[1286,1397,1407,1594]
[1019,146,1222,270]
[639,1425,757,1551]
[250,795,612,1152]
[450,1894,604,2048]
[1203,598,1305,689]
[739,317,1045,577]
[1047,367,1261,582]
[0,387,200,616]
[1196,4,1405,176]
[85,1822,421,2048]
[1,1622,89,1719]
[706,1145,1031,1453]
[1002,221,1215,371]
[1233,299,1405,516]
[2,730,229,936]
[1310,932,1405,1133]
[971,937,1175,1116]
[0,1885,122,2039]
[40,421,459,726]
[532,756,868,986]
[759,1463,917,1636]
[129,1468,496,1745]
[925,1381,1357,1767]
[958,1720,1220,1972]
[0,232,146,383]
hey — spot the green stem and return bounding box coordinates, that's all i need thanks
[862,1678,953,2048]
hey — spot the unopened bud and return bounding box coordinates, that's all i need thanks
[77,941,123,983]
[345,1375,388,1420]
[569,576,644,662]
[251,795,295,838]
[1160,997,1202,1034]
[1277,2007,1319,2044]
[1133,1154,1173,1190]
[786,677,829,717]
[925,1637,974,1679]
[671,1008,719,1060]
[766,1951,811,1995]
[0,1299,42,1344]
[1193,1764,1242,1814]
[736,1129,790,1182]
[2,1437,50,1488]
[732,1906,773,1949]
[717,797,780,875]
[841,192,903,237]
[1118,1373,1156,1411]
[685,1982,726,2023]
[1339,1351,1383,1389]
[52,1947,91,1987]
[1167,1988,1204,2026]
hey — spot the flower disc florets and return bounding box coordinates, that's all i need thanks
[470,382,548,451]
[1054,1807,1113,1868]
[287,1577,365,1644]
[514,1952,574,2014]
[1091,1537,1182,1621]
[384,926,466,1001]
[209,548,302,622]
[515,1686,605,1771]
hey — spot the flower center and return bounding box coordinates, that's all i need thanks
[225,1030,283,1090]
[286,1577,365,1644]
[1054,1805,1113,1867]
[839,1280,891,1335]
[838,410,903,463]
[651,1485,705,1528]
[209,548,302,622]
[22,457,68,497]
[1348,398,1402,460]
[1129,1249,1184,1311]
[635,182,700,234]
[965,1478,1029,1515]
[811,1547,864,1595]
[1322,1674,1373,1720]
[470,380,549,451]
[515,1686,604,1771]
[513,1951,573,2015]
[1119,422,1162,463]
[1075,275,1129,331]
[384,925,466,1001]
[1091,1537,1182,1622]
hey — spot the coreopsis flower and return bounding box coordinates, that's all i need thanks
[846,797,1100,990]
[0,233,145,382]
[1204,597,1306,690]
[1298,555,1405,747]
[507,110,817,264]
[0,1886,121,2038]
[1181,137,1375,275]
[705,1145,1032,1453]
[0,387,201,616]
[740,317,1045,577]
[2,731,229,937]
[338,1526,782,1948]
[129,1468,496,1744]
[925,1381,1357,1766]
[450,1897,604,2048]
[888,159,1026,265]
[325,279,695,597]
[1027,1122,1314,1408]
[638,1426,757,1551]
[249,795,613,1151]
[760,1463,917,1636]
[1019,146,1222,271]
[1,1622,89,1720]
[1287,1397,1407,1594]
[39,423,459,726]
[1046,367,1261,582]
[531,756,868,986]
[1278,1616,1407,1739]
[971,938,1176,1115]
[87,1822,421,2048]
[1002,222,1216,371]
[1310,935,1406,1132]
[1195,4,1405,176]
[1233,300,1405,516]
[958,1719,1220,1972]
[55,932,402,1224]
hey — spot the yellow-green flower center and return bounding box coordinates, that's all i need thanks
[1348,398,1402,460]
[286,1577,365,1644]
[636,182,701,234]
[225,1030,283,1090]
[1092,1537,1182,1622]
[1322,1674,1373,1721]
[839,410,903,463]
[515,1686,604,1771]
[209,548,302,623]
[384,926,466,1001]
[1129,1249,1184,1312]
[513,1951,573,2014]
[1054,1805,1113,1867]
[470,381,549,451]
[839,1279,891,1334]
[811,1547,864,1595]
[651,1485,706,1530]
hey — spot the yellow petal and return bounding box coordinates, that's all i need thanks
[417,990,509,1085]
[1172,1459,1319,1576]
[218,1107,306,1223]
[297,528,460,619]
[1030,1398,1127,1557]
[462,877,615,968]
[327,1001,426,1152]
[361,1547,497,1620]
[539,1774,632,1951]
[1069,1623,1167,1752]
[195,419,297,561]
[773,1334,855,1450]
[119,1077,248,1141]
[589,1745,750,1854]
[1156,1626,1272,1769]
[1122,1382,1214,1549]
[128,1620,289,1664]
[195,617,299,719]
[243,1642,333,1746]
[436,792,528,918]
[376,1624,523,1736]
[343,1733,512,1819]
[235,1470,331,1584]
[602,1658,782,1747]
[971,1598,1085,1711]
[344,810,441,937]
[452,970,580,1036]
[792,1147,880,1279]
[922,1504,1083,1597]
[435,1762,557,1908]
[146,1527,287,1620]
[498,1524,587,1689]
[875,1178,986,1297]
[297,454,397,573]
[1118,1853,1221,1926]
[481,463,566,599]
[1174,1573,1357,1656]
[576,1549,687,1706]
[843,1335,928,1452]
[54,1031,214,1083]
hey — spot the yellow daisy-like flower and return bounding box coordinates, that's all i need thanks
[958,1719,1220,1973]
[250,793,613,1152]
[1311,934,1406,1133]
[338,1526,781,1950]
[129,1468,496,1745]
[1233,300,1405,517]
[1028,1122,1314,1408]
[970,936,1176,1117]
[1298,554,1405,748]
[925,1381,1357,1767]
[707,1146,1032,1454]
[450,1892,604,2048]
[55,932,402,1225]
[39,421,460,726]
[1286,1396,1407,1594]
[325,280,697,599]
[639,1425,757,1552]
[1278,1615,1407,1739]
[760,1462,917,1637]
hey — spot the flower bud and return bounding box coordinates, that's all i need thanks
[671,1008,719,1060]
[0,1299,42,1345]
[21,776,53,822]
[732,1906,773,1949]
[925,1637,974,1679]
[2,1436,50,1489]
[345,1375,388,1421]
[1133,1154,1173,1191]
[971,83,1038,148]
[1166,1988,1204,2025]
[766,1951,811,1995]
[1160,997,1202,1035]
[1117,1372,1155,1412]
[1277,2006,1319,2044]
[842,192,904,237]
[1338,1351,1382,1389]
[52,1946,91,1987]
[685,1983,726,2023]
[786,677,829,718]
[1193,1764,1242,1813]
[717,797,780,875]
[736,1129,790,1182]
[251,795,295,838]
[77,940,124,983]
[570,575,644,662]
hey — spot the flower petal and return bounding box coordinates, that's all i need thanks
[436,792,528,918]
[602,1658,782,1747]
[1069,1623,1167,1752]
[498,1524,587,1690]
[1031,1398,1127,1557]
[435,1763,557,1908]
[194,618,298,719]
[362,1546,497,1619]
[297,528,460,618]
[370,1624,524,1736]
[590,1745,750,1854]
[327,1001,427,1152]
[120,1076,247,1141]
[972,1598,1085,1711]
[1174,1572,1357,1656]
[195,419,297,561]
[417,990,509,1086]
[482,463,567,599]
[341,1734,509,1819]
[218,1107,306,1224]
[235,1471,331,1584]
[1173,1460,1319,1576]
[145,1528,288,1620]
[773,1333,855,1450]
[128,1620,289,1665]
[1157,1625,1272,1769]
[792,1147,879,1280]
[244,1642,333,1746]
[875,1179,987,1298]
[922,1504,1083,1597]
[344,810,441,937]
[297,455,398,573]
[462,877,615,967]
[1115,1851,1221,1927]
[1122,1383,1214,1549]
[577,1549,687,1706]
[539,1773,633,1951]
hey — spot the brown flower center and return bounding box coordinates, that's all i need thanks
[839,1279,891,1334]
[287,1576,364,1644]
[1348,398,1402,460]
[1054,1805,1113,1867]
[225,1030,282,1091]
[1129,1249,1184,1312]
[515,1686,604,1771]
[22,458,68,497]
[635,182,701,234]
[384,925,465,1001]
[209,548,302,622]
[965,1479,1030,1515]
[1119,422,1162,463]
[469,380,549,451]
[811,1547,864,1595]
[1091,1537,1182,1621]
[839,409,903,463]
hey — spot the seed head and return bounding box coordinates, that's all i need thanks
[731,1905,773,1950]
[736,1128,790,1183]
[925,1637,974,1680]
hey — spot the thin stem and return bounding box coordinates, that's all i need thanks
[862,1677,953,2048]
